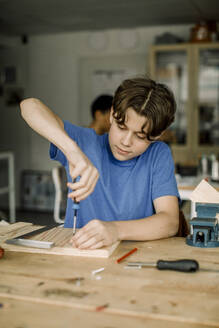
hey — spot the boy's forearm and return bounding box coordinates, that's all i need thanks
[114,212,179,241]
[20,98,78,155]
[20,98,100,202]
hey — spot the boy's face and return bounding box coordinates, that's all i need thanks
[108,107,152,161]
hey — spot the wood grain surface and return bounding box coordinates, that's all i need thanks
[0,223,219,327]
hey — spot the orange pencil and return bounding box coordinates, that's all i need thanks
[116,247,138,263]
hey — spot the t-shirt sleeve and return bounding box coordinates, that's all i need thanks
[49,120,81,167]
[50,142,66,166]
[49,120,97,167]
[151,143,179,201]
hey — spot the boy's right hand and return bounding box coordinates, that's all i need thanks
[66,149,99,202]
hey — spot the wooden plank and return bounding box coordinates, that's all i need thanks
[0,222,120,258]
[190,179,219,203]
[0,222,33,240]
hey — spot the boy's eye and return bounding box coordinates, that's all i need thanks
[136,134,147,140]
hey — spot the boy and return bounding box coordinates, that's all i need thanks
[89,94,113,135]
[20,76,179,250]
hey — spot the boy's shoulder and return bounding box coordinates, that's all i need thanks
[63,120,98,138]
[147,140,171,154]
[140,141,172,163]
[63,120,106,146]
[64,120,94,133]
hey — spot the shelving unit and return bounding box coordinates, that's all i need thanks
[149,42,219,164]
[0,151,15,223]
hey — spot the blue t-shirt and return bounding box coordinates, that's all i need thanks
[50,121,179,228]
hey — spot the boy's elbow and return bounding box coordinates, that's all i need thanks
[162,212,179,238]
[172,220,179,237]
[169,215,179,237]
[20,98,39,116]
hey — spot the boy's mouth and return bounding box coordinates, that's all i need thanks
[115,146,131,155]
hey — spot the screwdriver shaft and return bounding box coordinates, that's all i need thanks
[73,209,77,235]
[127,262,156,268]
[72,177,80,236]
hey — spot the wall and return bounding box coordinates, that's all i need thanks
[0,36,29,209]
[0,24,192,208]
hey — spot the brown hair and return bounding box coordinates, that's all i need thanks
[112,76,176,140]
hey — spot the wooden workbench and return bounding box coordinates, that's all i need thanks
[0,227,219,327]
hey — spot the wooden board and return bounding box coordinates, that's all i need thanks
[190,179,219,203]
[0,222,120,258]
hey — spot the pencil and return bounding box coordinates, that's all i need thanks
[116,247,138,263]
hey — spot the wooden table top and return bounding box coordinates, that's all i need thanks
[0,228,219,327]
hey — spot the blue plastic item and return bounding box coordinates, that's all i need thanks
[186,203,219,248]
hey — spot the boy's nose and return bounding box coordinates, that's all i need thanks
[121,131,132,146]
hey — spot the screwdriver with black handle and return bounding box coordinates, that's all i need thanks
[127,259,199,272]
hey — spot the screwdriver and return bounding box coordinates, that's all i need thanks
[72,176,80,236]
[127,259,199,272]
[72,199,79,235]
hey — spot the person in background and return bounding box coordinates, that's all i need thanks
[89,94,113,135]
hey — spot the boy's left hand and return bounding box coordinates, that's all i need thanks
[70,219,119,249]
